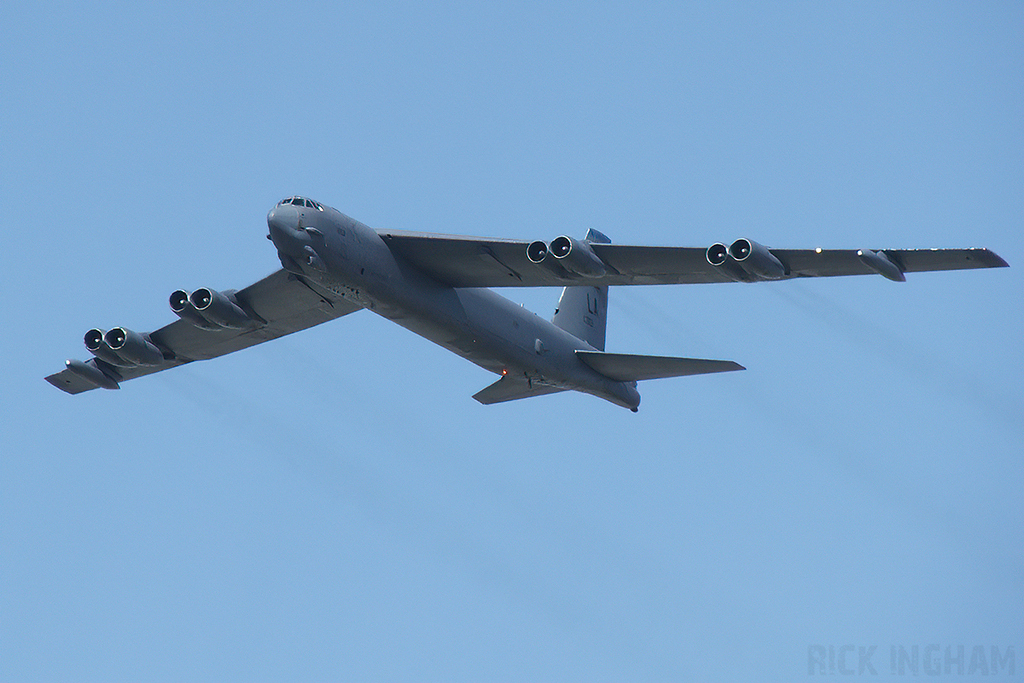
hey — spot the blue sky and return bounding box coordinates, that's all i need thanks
[2,2,1021,680]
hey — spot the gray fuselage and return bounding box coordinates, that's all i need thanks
[267,201,641,410]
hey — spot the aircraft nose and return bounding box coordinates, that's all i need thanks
[267,205,299,241]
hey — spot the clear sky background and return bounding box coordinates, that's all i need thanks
[2,2,1021,680]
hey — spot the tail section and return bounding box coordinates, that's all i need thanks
[551,229,611,350]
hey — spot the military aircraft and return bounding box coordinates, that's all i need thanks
[46,196,1008,411]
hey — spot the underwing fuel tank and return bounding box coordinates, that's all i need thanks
[857,249,906,282]
[64,359,120,390]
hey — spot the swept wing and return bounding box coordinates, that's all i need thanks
[46,269,361,394]
[378,230,1007,287]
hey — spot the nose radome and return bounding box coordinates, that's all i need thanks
[267,204,308,259]
[267,205,298,237]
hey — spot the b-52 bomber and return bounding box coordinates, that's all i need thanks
[46,196,1008,411]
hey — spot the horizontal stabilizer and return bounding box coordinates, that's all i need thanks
[576,350,744,382]
[473,376,567,405]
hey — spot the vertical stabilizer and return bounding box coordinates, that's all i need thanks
[551,229,610,350]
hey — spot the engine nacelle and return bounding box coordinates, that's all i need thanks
[103,327,164,366]
[706,243,752,282]
[526,239,572,279]
[169,290,222,330]
[84,328,133,366]
[728,238,786,280]
[188,288,254,329]
[549,235,607,278]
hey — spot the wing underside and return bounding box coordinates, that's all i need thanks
[378,230,1008,288]
[46,270,362,394]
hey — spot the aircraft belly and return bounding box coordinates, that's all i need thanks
[453,289,640,409]
[334,251,639,408]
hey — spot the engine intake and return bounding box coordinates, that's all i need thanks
[170,290,222,330]
[527,240,549,264]
[84,328,131,366]
[728,238,786,280]
[706,243,751,282]
[857,249,905,282]
[706,242,729,267]
[549,235,607,278]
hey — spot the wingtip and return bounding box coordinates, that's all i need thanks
[974,248,1009,268]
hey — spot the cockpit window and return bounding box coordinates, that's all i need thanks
[277,196,324,211]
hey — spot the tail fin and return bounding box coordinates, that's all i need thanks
[551,229,610,350]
